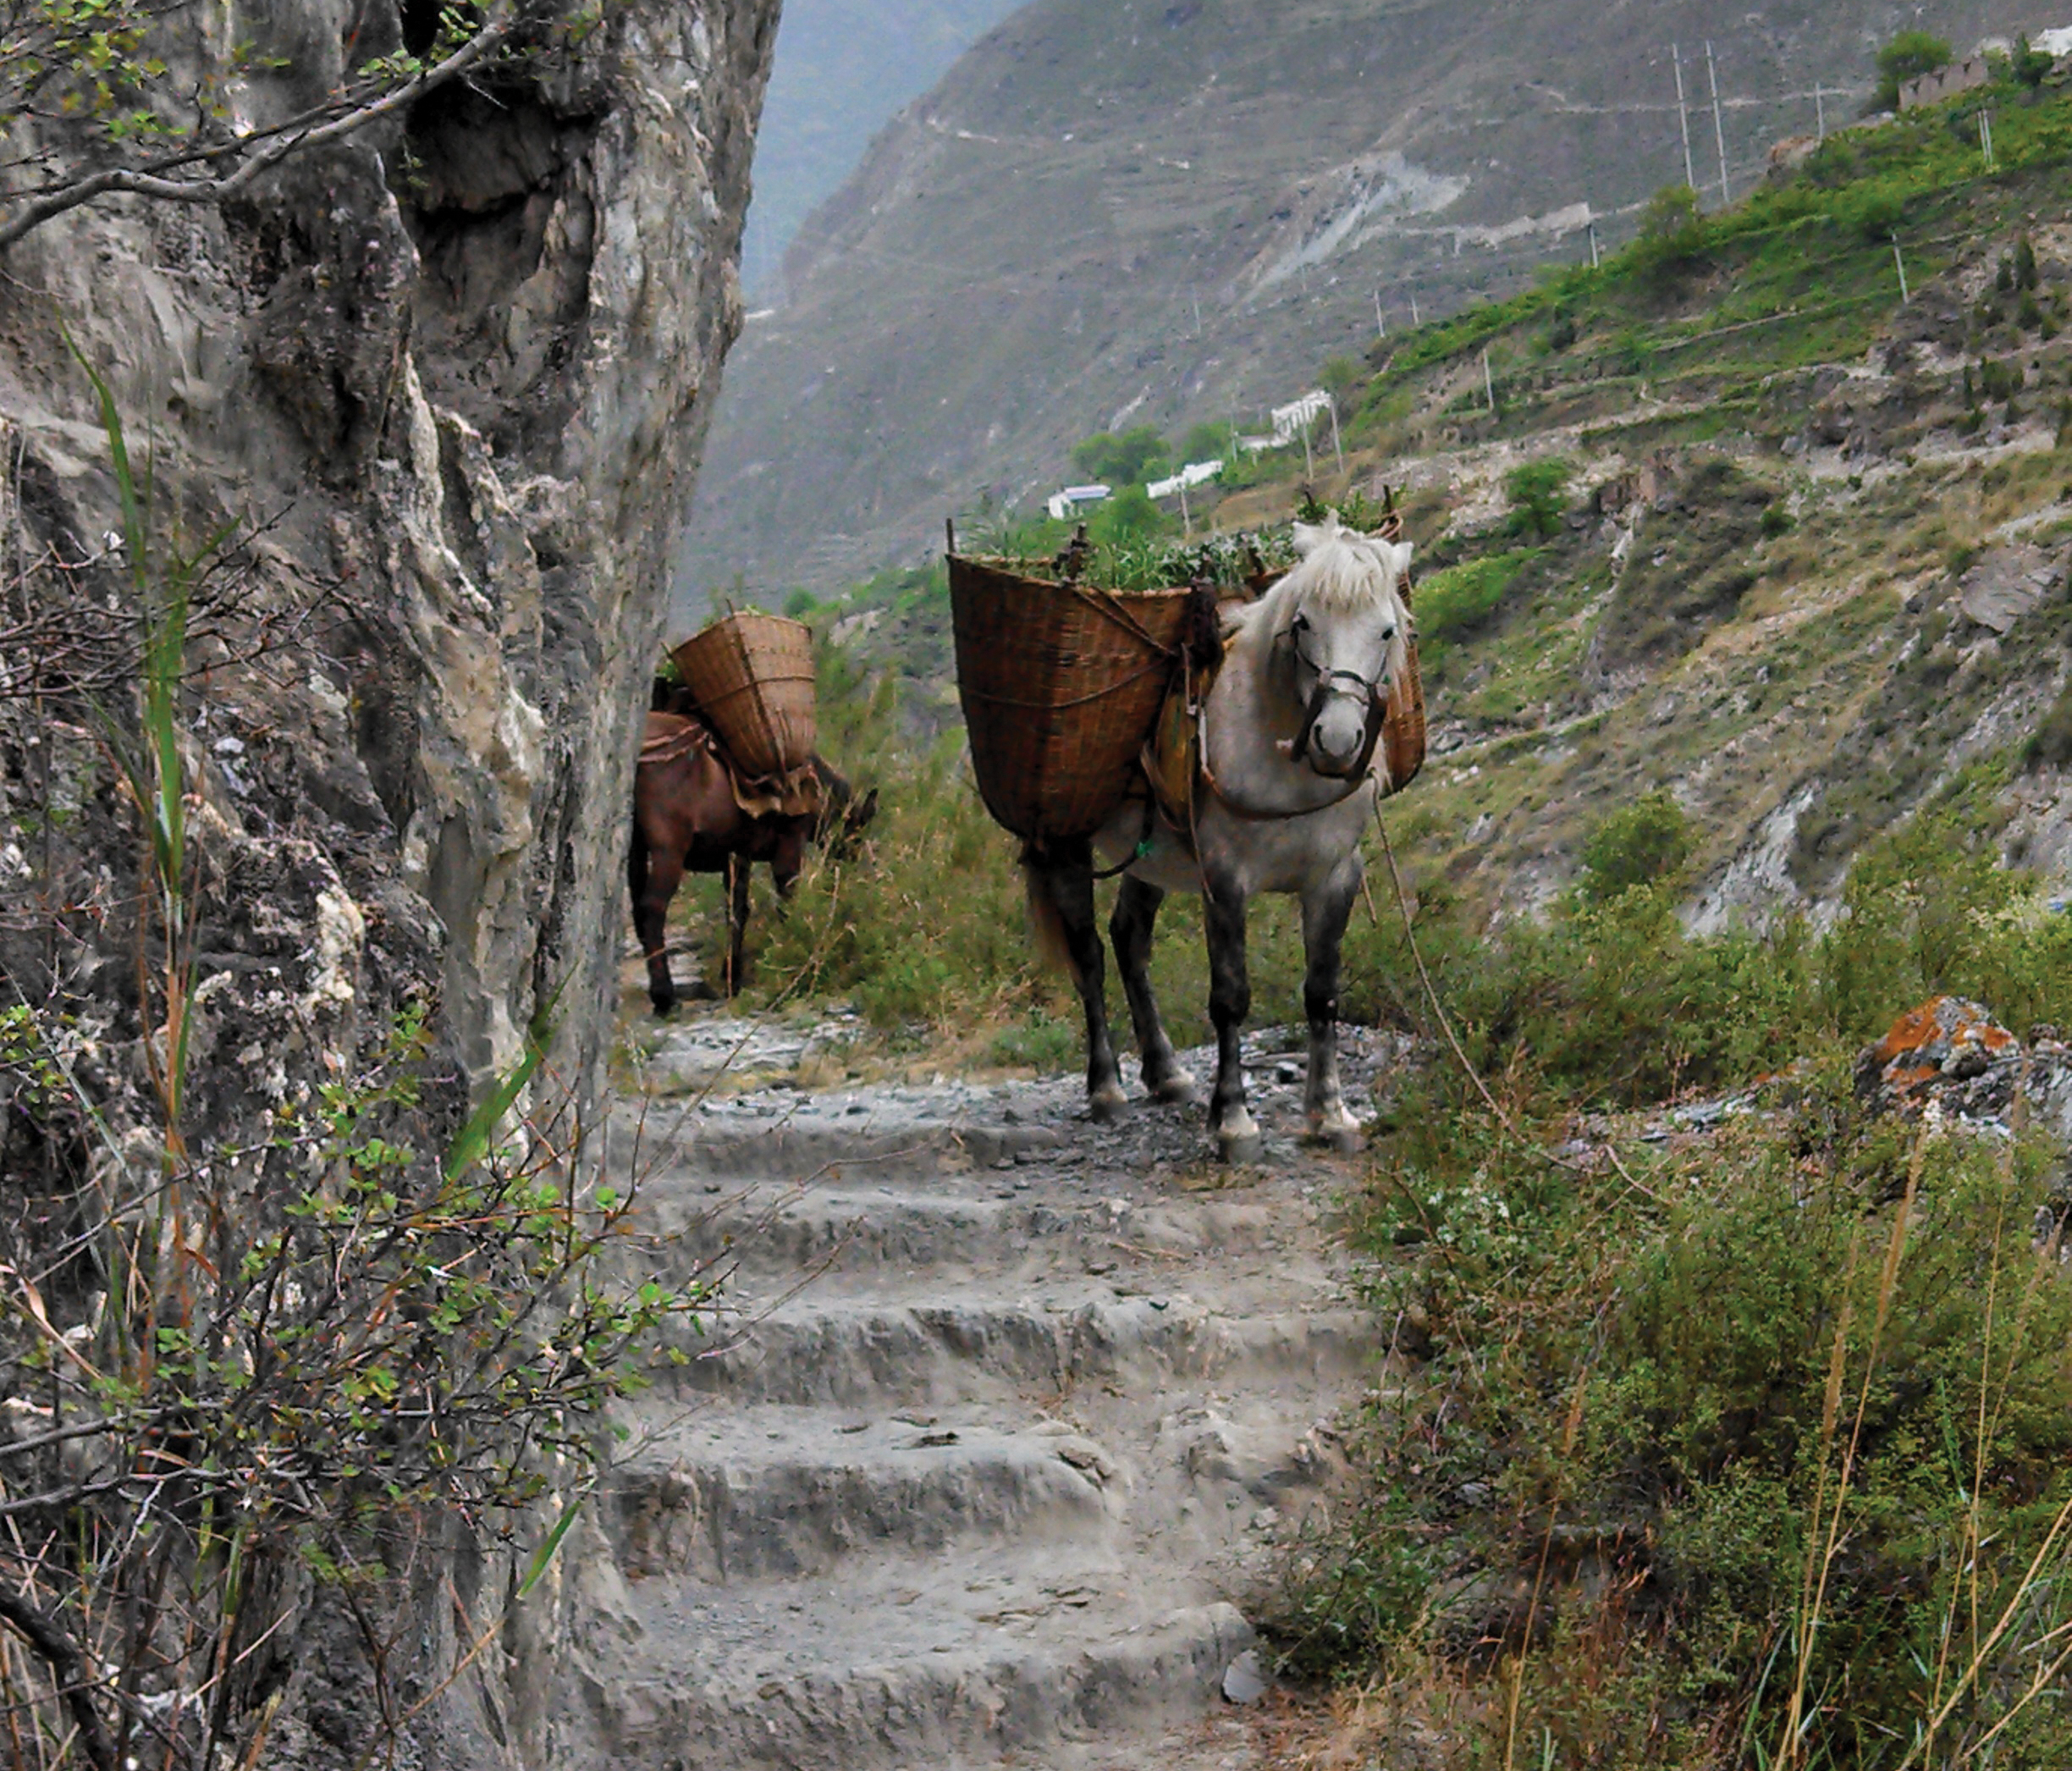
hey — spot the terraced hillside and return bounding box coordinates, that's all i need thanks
[683,0,2068,600]
[794,65,2072,939]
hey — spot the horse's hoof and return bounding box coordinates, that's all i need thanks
[1090,1085,1129,1124]
[1308,1122,1364,1156]
[1148,1070,1198,1107]
[1217,1128,1265,1166]
[650,998,676,1019]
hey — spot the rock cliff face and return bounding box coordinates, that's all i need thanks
[3,0,776,1117]
[0,0,778,1760]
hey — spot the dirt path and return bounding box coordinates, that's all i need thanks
[575,1007,1400,1768]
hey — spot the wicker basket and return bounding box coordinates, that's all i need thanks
[1380,643,1426,797]
[949,555,1191,842]
[670,611,818,779]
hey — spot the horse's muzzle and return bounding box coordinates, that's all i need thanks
[1291,676,1387,782]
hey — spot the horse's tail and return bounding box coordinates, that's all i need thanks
[1021,846,1080,985]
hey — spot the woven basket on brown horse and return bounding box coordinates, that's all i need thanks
[671,611,818,779]
[949,555,1190,842]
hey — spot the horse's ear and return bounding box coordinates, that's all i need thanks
[855,787,879,827]
[1389,539,1415,582]
[1292,519,1329,557]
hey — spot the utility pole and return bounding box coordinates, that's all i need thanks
[1815,81,1827,141]
[1180,477,1192,538]
[1673,45,1697,193]
[1410,293,1420,327]
[1893,237,1910,303]
[1191,293,1202,337]
[1375,290,1386,339]
[1329,398,1345,474]
[1706,41,1730,207]
[1588,219,1601,268]
[1482,348,1496,411]
[1302,417,1314,480]
[1980,111,1995,168]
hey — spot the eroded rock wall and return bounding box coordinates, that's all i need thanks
[0,0,780,1760]
[1,0,775,1115]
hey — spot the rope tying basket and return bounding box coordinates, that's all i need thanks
[949,554,1191,841]
[670,611,818,779]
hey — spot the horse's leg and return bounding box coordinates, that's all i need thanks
[1302,857,1364,1154]
[1203,876,1259,1163]
[1028,841,1126,1121]
[1110,875,1193,1105]
[631,825,681,1017]
[725,854,752,996]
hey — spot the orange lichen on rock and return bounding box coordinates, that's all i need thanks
[1855,996,2026,1112]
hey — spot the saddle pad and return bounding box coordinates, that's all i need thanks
[641,712,823,820]
[641,711,711,768]
[1142,664,1204,837]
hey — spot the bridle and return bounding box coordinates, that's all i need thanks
[1281,613,1391,784]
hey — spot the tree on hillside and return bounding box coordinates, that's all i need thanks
[1179,421,1234,465]
[1506,459,1573,541]
[1088,482,1168,544]
[2012,34,2056,91]
[1071,425,1171,488]
[1320,355,1362,415]
[1635,184,1706,274]
[1871,30,1953,113]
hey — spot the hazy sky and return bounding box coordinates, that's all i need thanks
[741,0,1025,298]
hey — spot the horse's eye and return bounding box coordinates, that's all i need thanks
[1290,613,1309,634]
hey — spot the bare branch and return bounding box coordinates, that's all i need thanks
[0,1587,116,1771]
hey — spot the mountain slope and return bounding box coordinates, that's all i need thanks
[740,0,1022,295]
[683,0,2067,604]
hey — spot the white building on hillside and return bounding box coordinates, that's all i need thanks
[1147,460,1223,500]
[1046,484,1111,521]
[1270,390,1331,444]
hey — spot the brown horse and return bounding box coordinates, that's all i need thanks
[629,702,876,1014]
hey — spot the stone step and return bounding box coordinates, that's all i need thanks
[662,1288,1378,1408]
[617,1102,1071,1183]
[575,1556,1255,1771]
[634,1179,1304,1288]
[608,1410,1123,1581]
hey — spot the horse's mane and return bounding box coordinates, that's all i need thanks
[1232,516,1413,697]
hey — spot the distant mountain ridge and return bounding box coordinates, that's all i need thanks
[739,0,1022,296]
[684,0,2069,604]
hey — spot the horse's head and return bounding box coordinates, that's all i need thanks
[811,756,879,860]
[1263,515,1414,781]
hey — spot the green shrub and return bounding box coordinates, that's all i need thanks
[1281,1053,2072,1763]
[1981,356,2025,402]
[1579,789,1693,901]
[1504,458,1573,541]
[1070,425,1171,488]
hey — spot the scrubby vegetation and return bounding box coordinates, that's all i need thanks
[663,44,2072,1763]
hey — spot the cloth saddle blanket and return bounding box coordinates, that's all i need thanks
[641,712,822,820]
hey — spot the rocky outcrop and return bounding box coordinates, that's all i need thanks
[0,0,780,1762]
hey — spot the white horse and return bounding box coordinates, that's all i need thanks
[1026,516,1415,1161]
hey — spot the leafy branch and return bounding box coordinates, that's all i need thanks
[0,0,537,251]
